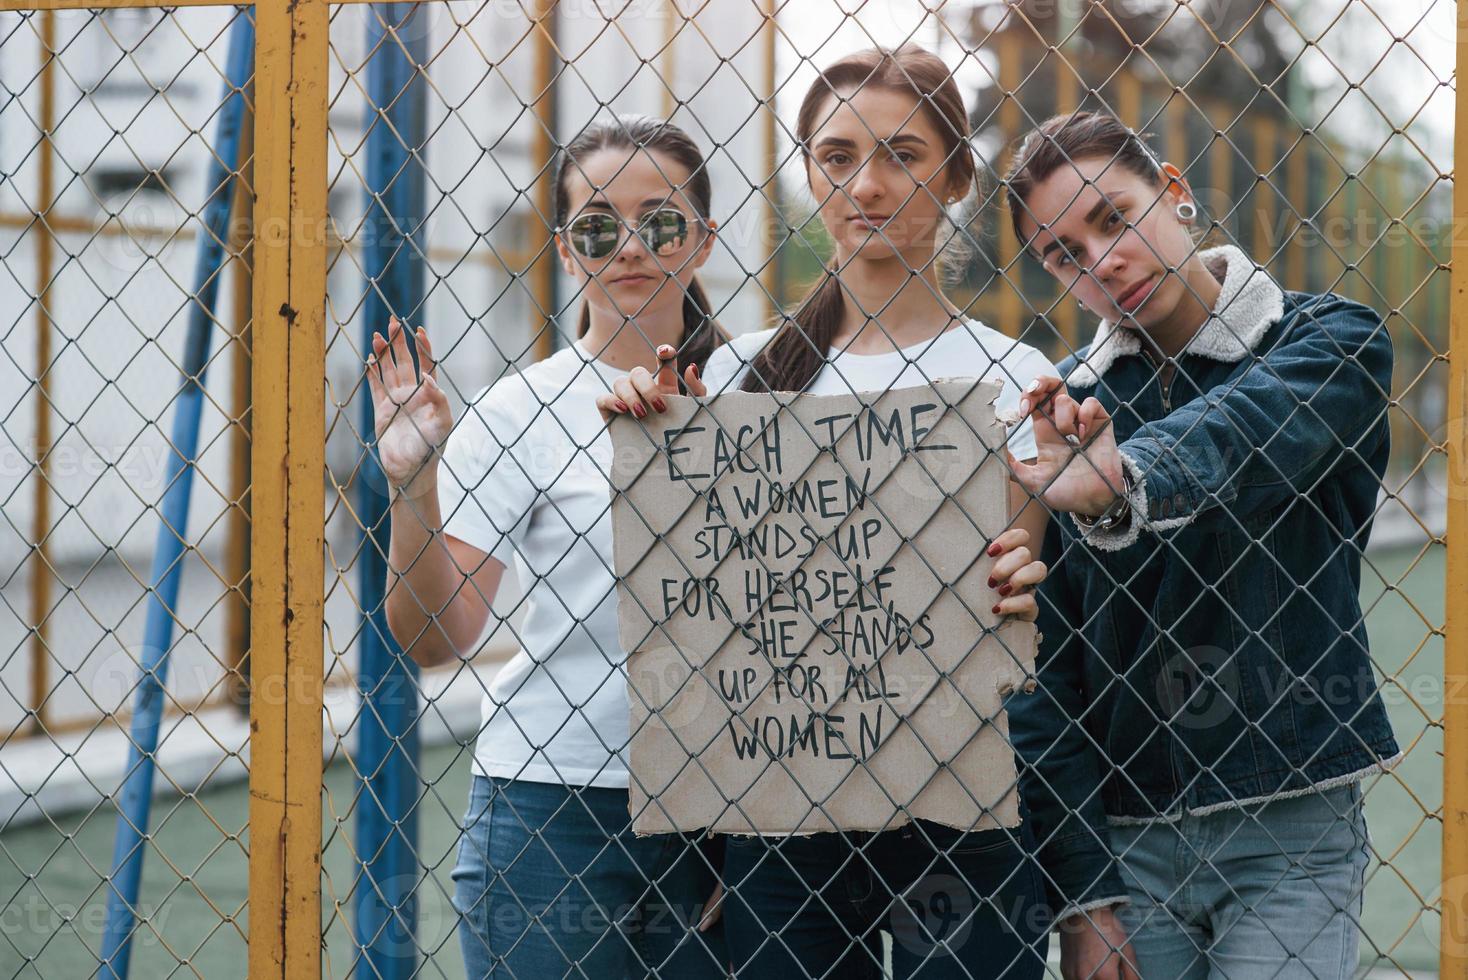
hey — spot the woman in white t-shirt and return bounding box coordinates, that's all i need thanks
[598,47,1056,979]
[370,115,729,979]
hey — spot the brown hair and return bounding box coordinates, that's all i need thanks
[553,114,724,376]
[740,45,977,393]
[1004,110,1169,253]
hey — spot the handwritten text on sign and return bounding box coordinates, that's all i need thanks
[609,381,1036,835]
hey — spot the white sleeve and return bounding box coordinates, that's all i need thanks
[436,381,538,568]
[996,346,1061,462]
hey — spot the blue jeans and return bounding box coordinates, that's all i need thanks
[1108,784,1370,979]
[721,820,1050,979]
[451,775,728,979]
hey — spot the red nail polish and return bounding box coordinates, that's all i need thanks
[987,543,1002,557]
[654,399,667,412]
[615,400,629,413]
[634,404,646,418]
[999,583,1013,596]
[690,364,701,379]
[992,604,1002,615]
[987,577,997,589]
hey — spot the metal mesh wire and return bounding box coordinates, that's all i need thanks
[0,0,1454,977]
[0,5,254,974]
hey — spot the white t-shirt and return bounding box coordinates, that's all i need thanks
[437,341,632,788]
[700,319,1058,461]
[437,322,1054,789]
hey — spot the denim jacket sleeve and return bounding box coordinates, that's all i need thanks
[1082,294,1393,551]
[1007,519,1130,919]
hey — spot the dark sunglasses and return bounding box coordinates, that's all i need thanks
[562,207,691,260]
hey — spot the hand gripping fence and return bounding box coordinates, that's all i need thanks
[0,1,1460,979]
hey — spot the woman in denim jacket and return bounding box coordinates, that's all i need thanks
[1001,111,1400,980]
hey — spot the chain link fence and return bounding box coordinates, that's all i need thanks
[0,0,1458,977]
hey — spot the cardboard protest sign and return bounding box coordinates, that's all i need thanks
[609,380,1037,835]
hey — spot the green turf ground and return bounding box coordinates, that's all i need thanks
[0,542,1446,978]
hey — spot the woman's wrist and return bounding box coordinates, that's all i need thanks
[1073,465,1133,530]
[1080,453,1128,515]
[392,467,440,503]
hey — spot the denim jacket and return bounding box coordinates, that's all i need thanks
[1008,245,1401,917]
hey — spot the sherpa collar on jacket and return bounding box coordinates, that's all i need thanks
[1065,244,1285,389]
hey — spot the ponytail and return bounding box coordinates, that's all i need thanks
[739,270,844,393]
[577,273,726,378]
[678,277,724,375]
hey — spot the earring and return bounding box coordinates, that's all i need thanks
[1176,201,1197,221]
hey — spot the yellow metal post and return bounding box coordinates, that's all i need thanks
[1375,157,1398,324]
[1252,115,1275,264]
[226,92,254,712]
[1286,130,1307,289]
[1442,3,1468,969]
[1341,151,1363,304]
[27,8,56,737]
[1052,52,1077,349]
[661,0,677,120]
[1164,98,1185,171]
[760,0,780,321]
[1324,149,1347,297]
[996,29,1022,334]
[531,0,558,360]
[1209,104,1232,246]
[1117,70,1140,132]
[248,0,327,974]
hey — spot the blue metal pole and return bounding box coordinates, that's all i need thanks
[97,14,254,980]
[355,5,426,976]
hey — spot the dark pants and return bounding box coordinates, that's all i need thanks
[720,819,1049,979]
[451,775,728,979]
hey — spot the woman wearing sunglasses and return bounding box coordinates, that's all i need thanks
[1003,111,1399,980]
[599,46,1055,979]
[370,115,729,979]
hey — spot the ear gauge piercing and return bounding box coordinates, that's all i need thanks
[1176,201,1198,221]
